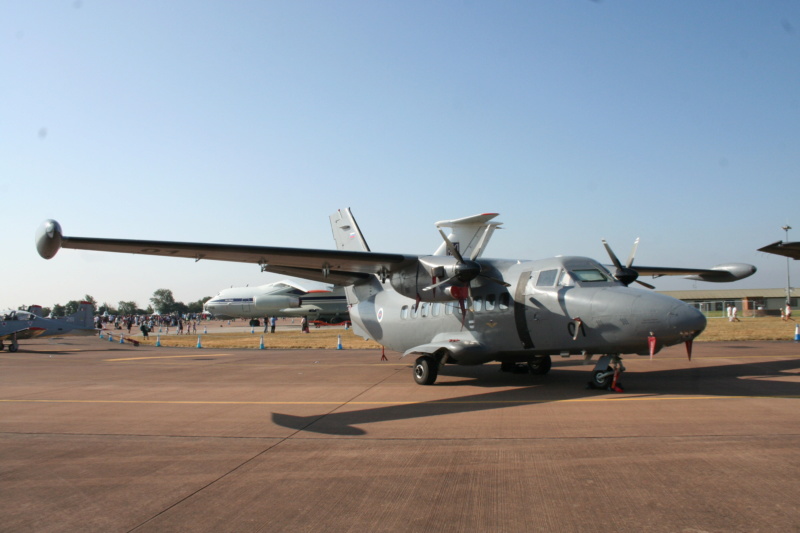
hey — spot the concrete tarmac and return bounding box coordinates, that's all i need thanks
[1,337,799,532]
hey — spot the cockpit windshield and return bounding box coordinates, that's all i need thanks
[571,269,610,283]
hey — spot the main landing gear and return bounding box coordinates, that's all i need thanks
[589,354,625,392]
[0,340,19,352]
[413,355,439,385]
[499,355,553,375]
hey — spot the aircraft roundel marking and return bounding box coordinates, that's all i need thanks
[376,308,384,322]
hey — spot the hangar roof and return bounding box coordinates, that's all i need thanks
[658,288,796,300]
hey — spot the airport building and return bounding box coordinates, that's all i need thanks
[659,288,797,318]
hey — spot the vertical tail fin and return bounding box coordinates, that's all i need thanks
[328,209,376,326]
[330,208,370,252]
[70,301,96,329]
[433,213,502,259]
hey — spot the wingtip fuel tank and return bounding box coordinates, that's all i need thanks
[35,219,63,260]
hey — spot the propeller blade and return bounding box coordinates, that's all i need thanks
[602,239,623,269]
[422,275,457,292]
[469,225,492,261]
[602,239,640,287]
[626,238,640,268]
[438,229,464,262]
[635,279,656,290]
[478,274,511,287]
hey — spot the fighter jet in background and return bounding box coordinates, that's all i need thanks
[0,301,97,352]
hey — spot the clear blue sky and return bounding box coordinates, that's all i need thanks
[2,1,798,310]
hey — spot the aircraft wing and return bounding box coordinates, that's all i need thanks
[758,241,800,260]
[36,220,418,286]
[632,264,757,282]
[0,326,47,341]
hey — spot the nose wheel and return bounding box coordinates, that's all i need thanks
[590,355,624,392]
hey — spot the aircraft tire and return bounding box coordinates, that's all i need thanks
[591,369,613,389]
[413,355,438,385]
[527,356,552,375]
[9,343,19,353]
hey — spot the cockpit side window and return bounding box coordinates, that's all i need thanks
[536,269,558,287]
[557,270,574,287]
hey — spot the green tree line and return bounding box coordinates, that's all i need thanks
[16,290,211,317]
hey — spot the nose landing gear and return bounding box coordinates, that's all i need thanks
[590,354,625,392]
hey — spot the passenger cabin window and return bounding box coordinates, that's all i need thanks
[432,303,441,317]
[485,294,496,311]
[400,305,409,319]
[536,269,558,287]
[473,297,483,312]
[499,293,510,310]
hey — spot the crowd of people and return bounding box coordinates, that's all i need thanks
[95,313,206,338]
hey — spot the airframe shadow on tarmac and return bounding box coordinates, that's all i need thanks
[272,355,800,436]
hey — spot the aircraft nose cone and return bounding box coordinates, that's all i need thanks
[671,303,707,340]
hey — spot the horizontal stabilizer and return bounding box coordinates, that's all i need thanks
[434,213,502,259]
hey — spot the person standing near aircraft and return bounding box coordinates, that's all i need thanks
[271,316,277,333]
[301,316,309,333]
[263,316,270,333]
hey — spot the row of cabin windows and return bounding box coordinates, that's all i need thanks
[400,293,511,319]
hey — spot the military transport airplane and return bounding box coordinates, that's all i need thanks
[0,302,97,352]
[758,241,800,260]
[35,210,756,388]
[204,280,349,323]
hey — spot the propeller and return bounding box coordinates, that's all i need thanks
[602,238,655,289]
[424,230,510,290]
[422,230,510,327]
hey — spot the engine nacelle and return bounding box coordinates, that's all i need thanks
[389,257,463,302]
[685,263,757,283]
[253,295,301,311]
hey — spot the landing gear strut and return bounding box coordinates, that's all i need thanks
[590,354,624,392]
[499,355,552,375]
[527,355,552,375]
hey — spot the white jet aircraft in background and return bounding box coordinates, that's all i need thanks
[204,280,349,323]
[36,210,756,388]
